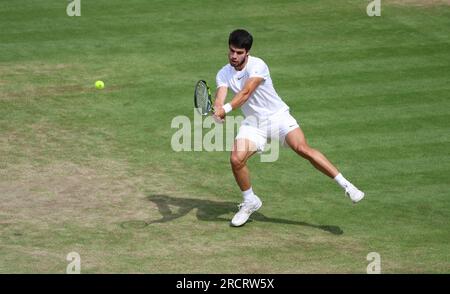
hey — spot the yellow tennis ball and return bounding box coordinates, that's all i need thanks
[95,80,104,89]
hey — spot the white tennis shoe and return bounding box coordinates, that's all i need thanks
[345,184,365,203]
[231,195,262,227]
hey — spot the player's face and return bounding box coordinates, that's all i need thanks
[228,45,248,70]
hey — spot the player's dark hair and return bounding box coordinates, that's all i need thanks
[228,29,253,52]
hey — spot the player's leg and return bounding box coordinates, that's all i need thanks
[285,128,338,178]
[284,127,365,203]
[230,139,257,191]
[230,135,264,226]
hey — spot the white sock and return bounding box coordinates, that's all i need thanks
[334,173,352,190]
[242,187,255,202]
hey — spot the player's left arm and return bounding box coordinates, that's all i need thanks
[215,77,263,119]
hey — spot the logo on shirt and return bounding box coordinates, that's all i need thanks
[237,73,249,80]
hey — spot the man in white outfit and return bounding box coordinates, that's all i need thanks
[214,29,365,227]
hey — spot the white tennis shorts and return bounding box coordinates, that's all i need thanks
[235,110,300,153]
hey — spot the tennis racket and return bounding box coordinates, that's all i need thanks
[194,80,214,116]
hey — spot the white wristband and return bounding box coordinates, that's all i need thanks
[223,103,233,114]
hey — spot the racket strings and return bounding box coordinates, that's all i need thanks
[195,82,210,113]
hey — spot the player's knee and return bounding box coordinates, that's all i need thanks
[230,154,246,170]
[296,144,312,158]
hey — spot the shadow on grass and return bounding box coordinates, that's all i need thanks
[120,194,343,235]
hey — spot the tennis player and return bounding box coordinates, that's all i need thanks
[214,29,365,227]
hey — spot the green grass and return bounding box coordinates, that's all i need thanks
[0,0,449,273]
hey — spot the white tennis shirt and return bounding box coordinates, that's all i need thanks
[216,56,289,120]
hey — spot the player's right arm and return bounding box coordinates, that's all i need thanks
[212,86,227,123]
[214,68,229,123]
[214,86,228,110]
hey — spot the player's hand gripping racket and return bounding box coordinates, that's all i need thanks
[194,80,214,115]
[194,80,225,123]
